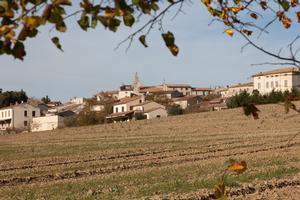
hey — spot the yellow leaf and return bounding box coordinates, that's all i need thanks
[224,29,234,37]
[0,25,10,35]
[23,16,43,30]
[228,161,247,173]
[230,7,240,13]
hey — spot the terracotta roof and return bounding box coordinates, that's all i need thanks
[163,84,191,88]
[173,95,202,102]
[229,82,253,88]
[139,86,164,93]
[252,67,300,77]
[192,87,212,91]
[114,96,142,105]
[144,107,165,113]
[131,101,152,107]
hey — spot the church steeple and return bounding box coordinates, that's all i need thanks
[132,72,141,93]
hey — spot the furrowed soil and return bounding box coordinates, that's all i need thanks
[0,103,300,200]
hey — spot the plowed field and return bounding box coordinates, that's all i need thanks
[0,103,300,199]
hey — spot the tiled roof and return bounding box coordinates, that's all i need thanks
[114,96,142,105]
[192,87,212,91]
[139,86,164,93]
[163,84,191,88]
[173,95,202,102]
[252,67,300,77]
[144,107,165,113]
[229,82,253,88]
[131,101,152,107]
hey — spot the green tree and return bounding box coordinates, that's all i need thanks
[0,89,28,108]
[41,95,51,104]
[1,0,300,64]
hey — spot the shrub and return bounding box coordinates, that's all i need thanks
[167,104,184,116]
[227,89,300,108]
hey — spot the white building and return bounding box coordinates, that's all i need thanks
[113,95,145,113]
[252,67,300,94]
[31,115,65,132]
[0,103,40,131]
[70,97,86,104]
[227,82,254,97]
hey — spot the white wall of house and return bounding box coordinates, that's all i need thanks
[118,90,134,99]
[191,90,209,96]
[145,108,168,119]
[31,115,65,132]
[0,104,40,131]
[227,85,253,97]
[174,100,188,109]
[113,96,145,113]
[253,72,300,94]
[0,108,13,130]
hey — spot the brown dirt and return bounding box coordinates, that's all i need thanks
[0,103,300,199]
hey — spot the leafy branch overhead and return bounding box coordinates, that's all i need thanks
[1,0,300,61]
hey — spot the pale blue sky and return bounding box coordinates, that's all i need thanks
[1,2,298,101]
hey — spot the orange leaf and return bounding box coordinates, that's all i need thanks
[296,12,300,23]
[224,29,234,37]
[242,29,252,36]
[227,161,247,173]
[281,15,292,29]
[250,13,258,19]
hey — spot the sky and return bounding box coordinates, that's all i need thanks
[1,2,299,101]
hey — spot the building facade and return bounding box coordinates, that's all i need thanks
[0,103,40,131]
[252,67,300,94]
[31,115,65,132]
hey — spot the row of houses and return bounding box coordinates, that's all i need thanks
[1,67,300,132]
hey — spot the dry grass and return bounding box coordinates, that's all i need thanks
[0,103,300,199]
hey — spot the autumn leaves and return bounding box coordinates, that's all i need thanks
[203,0,300,38]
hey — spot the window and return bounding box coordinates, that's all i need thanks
[24,121,28,127]
[271,81,274,88]
[24,110,27,117]
[275,81,279,87]
[266,82,269,88]
[122,106,124,112]
[284,80,288,87]
[139,100,142,103]
[115,107,118,113]
[258,83,261,89]
[32,111,36,117]
[7,110,10,117]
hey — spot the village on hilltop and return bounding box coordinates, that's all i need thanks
[1,67,300,133]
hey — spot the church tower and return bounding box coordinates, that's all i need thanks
[132,72,141,93]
